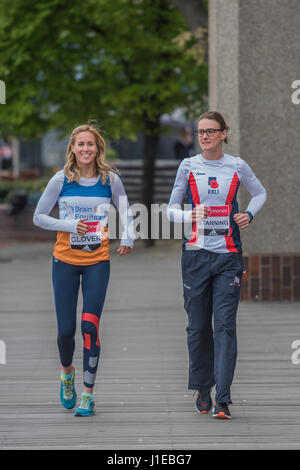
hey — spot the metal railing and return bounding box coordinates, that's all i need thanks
[115,159,181,204]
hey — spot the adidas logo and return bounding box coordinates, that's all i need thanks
[183,284,191,290]
[209,229,218,236]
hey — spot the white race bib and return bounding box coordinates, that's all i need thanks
[199,205,230,236]
[70,221,102,252]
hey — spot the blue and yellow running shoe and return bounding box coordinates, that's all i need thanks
[74,393,96,417]
[60,367,77,409]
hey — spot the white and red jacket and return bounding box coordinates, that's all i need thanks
[167,153,266,253]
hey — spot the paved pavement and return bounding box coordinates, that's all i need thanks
[1,240,300,450]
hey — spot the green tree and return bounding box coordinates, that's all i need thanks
[0,0,207,242]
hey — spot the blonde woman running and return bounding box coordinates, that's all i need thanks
[33,123,134,416]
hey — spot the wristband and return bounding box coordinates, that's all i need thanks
[244,211,253,223]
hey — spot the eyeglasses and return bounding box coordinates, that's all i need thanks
[195,129,224,136]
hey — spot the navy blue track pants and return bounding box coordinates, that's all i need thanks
[52,257,110,388]
[181,248,244,404]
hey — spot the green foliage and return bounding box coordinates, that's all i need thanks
[203,0,209,12]
[105,146,118,160]
[0,0,207,140]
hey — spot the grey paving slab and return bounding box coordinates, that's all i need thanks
[0,240,300,449]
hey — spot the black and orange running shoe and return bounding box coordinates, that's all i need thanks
[194,389,212,414]
[212,402,232,419]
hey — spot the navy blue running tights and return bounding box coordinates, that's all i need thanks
[52,257,110,388]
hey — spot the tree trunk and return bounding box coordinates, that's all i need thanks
[12,138,20,179]
[142,116,160,247]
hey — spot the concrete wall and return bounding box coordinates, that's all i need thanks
[209,0,300,254]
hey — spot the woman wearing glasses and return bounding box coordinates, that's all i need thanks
[167,111,266,419]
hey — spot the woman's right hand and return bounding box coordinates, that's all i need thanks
[191,205,209,222]
[77,218,89,236]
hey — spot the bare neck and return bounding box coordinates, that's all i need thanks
[202,148,224,161]
[78,165,98,179]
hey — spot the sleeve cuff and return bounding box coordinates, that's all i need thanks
[244,211,253,223]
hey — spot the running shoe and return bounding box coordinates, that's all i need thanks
[212,402,232,419]
[74,393,96,417]
[60,367,77,409]
[194,388,212,414]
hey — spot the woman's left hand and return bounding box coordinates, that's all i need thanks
[117,245,132,256]
[233,212,250,229]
